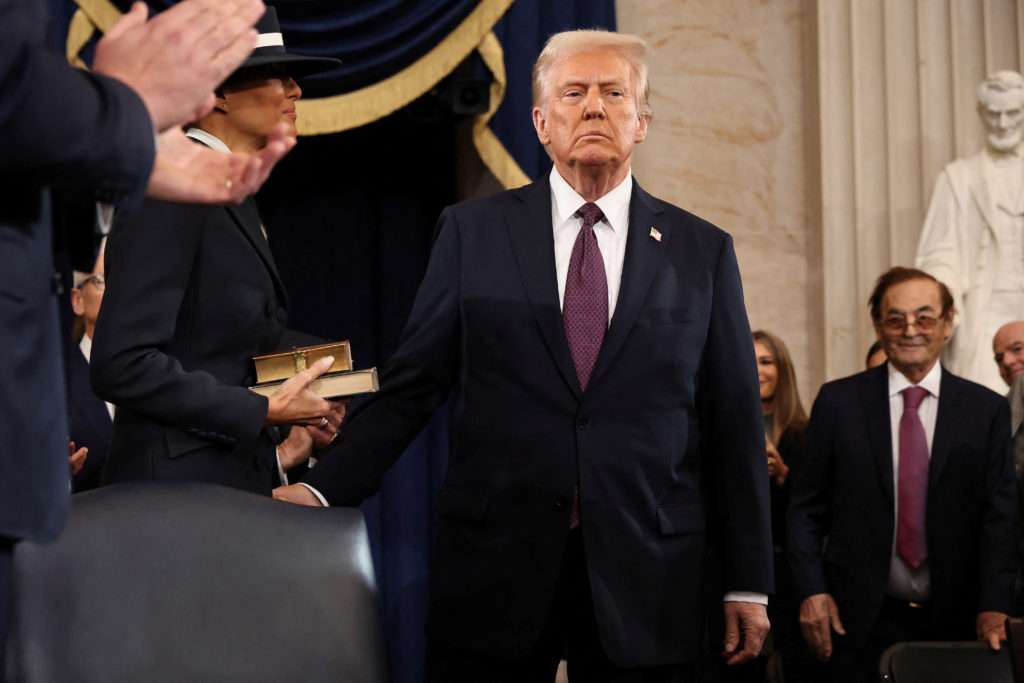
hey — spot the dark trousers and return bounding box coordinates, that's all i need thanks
[0,536,14,682]
[828,597,934,683]
[427,529,694,683]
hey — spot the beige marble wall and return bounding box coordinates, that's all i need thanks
[617,0,819,401]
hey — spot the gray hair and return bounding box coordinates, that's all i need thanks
[532,30,652,120]
[977,70,1024,106]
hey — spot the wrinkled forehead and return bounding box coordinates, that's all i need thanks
[549,50,635,89]
[881,279,943,313]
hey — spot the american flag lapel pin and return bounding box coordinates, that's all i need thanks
[649,226,662,242]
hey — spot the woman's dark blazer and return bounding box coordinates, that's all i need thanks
[91,195,315,495]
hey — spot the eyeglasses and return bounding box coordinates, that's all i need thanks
[78,274,105,290]
[880,312,941,332]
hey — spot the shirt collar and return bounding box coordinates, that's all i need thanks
[79,333,92,362]
[887,359,942,399]
[549,166,632,233]
[185,127,231,154]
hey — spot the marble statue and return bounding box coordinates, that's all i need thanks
[916,70,1024,392]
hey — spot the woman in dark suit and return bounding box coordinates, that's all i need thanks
[91,8,342,496]
[753,329,820,682]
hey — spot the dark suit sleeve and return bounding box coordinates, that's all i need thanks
[90,201,268,440]
[978,398,1018,613]
[698,234,774,594]
[302,208,461,504]
[0,0,155,205]
[787,386,836,601]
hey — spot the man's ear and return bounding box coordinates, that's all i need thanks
[634,113,649,144]
[70,288,84,317]
[532,106,550,146]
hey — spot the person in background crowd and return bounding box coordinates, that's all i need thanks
[92,7,342,496]
[865,340,887,369]
[0,0,292,670]
[789,267,1017,683]
[993,320,1024,615]
[753,330,820,683]
[66,243,114,492]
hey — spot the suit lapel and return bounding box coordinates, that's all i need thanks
[225,199,288,306]
[588,181,666,389]
[864,365,895,504]
[928,368,958,490]
[506,179,582,400]
[187,134,289,305]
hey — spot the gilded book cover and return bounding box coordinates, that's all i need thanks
[252,341,353,385]
[250,340,377,399]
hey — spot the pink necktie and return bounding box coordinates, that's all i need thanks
[563,203,607,529]
[897,386,930,569]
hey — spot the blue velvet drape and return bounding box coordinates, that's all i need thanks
[490,1,617,181]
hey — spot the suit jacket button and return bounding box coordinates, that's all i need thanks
[276,307,288,324]
[577,418,590,430]
[554,497,567,510]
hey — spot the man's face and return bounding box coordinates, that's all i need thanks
[873,278,952,381]
[70,257,106,332]
[532,50,648,178]
[993,321,1024,386]
[980,89,1024,153]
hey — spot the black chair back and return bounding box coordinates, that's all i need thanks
[5,482,387,683]
[880,641,1012,683]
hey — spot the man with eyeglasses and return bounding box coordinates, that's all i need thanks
[66,246,114,493]
[789,266,1017,683]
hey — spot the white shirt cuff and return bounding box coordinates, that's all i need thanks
[298,483,329,507]
[275,448,289,486]
[723,591,768,605]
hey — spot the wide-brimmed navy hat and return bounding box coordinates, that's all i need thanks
[234,6,340,78]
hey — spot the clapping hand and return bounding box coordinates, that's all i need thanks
[766,440,789,486]
[94,0,266,132]
[68,441,88,477]
[146,125,295,205]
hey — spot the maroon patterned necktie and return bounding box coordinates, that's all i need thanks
[563,202,608,392]
[897,386,930,569]
[563,202,607,529]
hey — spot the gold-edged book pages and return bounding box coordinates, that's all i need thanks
[252,341,353,385]
[250,367,379,399]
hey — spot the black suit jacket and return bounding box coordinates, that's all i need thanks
[304,177,773,667]
[91,194,314,495]
[66,344,113,493]
[0,0,154,542]
[788,364,1018,647]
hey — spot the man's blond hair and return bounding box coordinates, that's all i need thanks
[532,30,652,120]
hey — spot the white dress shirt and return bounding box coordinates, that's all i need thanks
[885,361,942,601]
[301,168,767,605]
[78,334,115,420]
[550,166,631,319]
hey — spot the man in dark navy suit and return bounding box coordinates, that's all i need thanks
[276,29,773,682]
[0,0,303,670]
[789,267,1017,682]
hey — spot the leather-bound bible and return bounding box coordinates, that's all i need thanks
[249,341,379,399]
